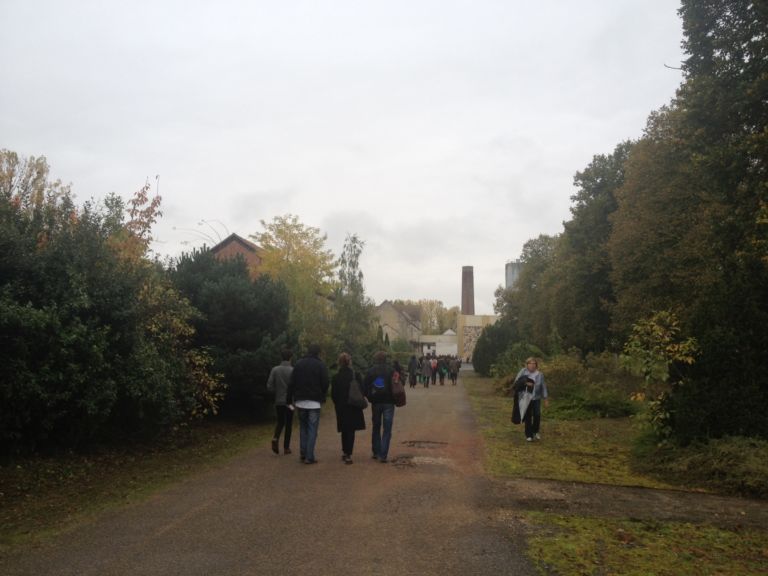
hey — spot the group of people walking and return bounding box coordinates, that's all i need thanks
[266,346,402,465]
[267,346,550,465]
[405,354,461,388]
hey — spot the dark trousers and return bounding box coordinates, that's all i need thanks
[341,427,356,456]
[523,399,542,439]
[273,405,293,448]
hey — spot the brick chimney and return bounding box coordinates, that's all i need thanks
[461,266,475,315]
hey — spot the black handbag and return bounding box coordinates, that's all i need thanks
[347,377,368,409]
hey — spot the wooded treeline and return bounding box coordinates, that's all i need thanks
[475,0,767,443]
[0,155,381,457]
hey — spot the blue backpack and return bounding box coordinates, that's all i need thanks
[370,374,388,400]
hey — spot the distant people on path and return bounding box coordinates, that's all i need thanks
[287,343,330,464]
[331,353,366,464]
[437,357,447,385]
[514,357,549,442]
[364,351,398,463]
[407,355,418,389]
[430,357,438,387]
[448,357,459,386]
[422,355,432,388]
[266,348,294,455]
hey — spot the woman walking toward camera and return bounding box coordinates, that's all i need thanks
[515,357,549,442]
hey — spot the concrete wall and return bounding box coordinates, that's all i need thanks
[457,314,498,361]
[419,333,458,357]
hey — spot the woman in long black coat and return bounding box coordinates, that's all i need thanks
[331,352,367,464]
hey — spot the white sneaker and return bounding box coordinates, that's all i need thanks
[526,437,533,442]
[534,433,541,440]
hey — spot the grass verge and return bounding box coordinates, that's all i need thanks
[463,372,768,576]
[0,419,271,552]
[464,373,673,488]
[527,513,768,576]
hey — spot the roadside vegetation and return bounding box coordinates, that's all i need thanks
[465,3,768,571]
[526,513,768,576]
[464,370,768,575]
[0,420,271,551]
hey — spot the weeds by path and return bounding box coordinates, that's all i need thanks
[463,372,768,576]
[527,513,768,576]
[0,420,271,551]
[464,374,673,488]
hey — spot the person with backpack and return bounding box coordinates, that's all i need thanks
[331,352,366,464]
[364,350,397,463]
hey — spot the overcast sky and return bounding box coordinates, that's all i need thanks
[1,1,684,314]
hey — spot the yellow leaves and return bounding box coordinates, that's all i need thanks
[138,277,196,345]
[251,214,336,348]
[185,349,224,419]
[109,182,162,265]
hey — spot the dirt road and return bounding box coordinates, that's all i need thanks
[0,380,536,576]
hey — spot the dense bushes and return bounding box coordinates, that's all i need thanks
[634,435,768,499]
[543,353,641,420]
[472,317,519,376]
[495,351,641,420]
[0,153,224,456]
[169,249,291,414]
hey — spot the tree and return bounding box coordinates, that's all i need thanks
[393,299,455,335]
[608,109,712,336]
[607,1,768,441]
[438,305,460,333]
[511,234,560,351]
[331,234,377,366]
[169,248,291,412]
[472,317,520,377]
[1,151,221,454]
[252,214,335,351]
[548,142,632,354]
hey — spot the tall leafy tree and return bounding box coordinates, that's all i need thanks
[608,1,768,440]
[510,234,559,350]
[550,142,632,354]
[392,299,455,335]
[332,233,376,366]
[252,214,335,352]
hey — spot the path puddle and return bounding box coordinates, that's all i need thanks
[391,454,453,468]
[401,440,448,449]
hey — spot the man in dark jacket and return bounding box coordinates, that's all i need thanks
[364,350,396,463]
[287,344,329,464]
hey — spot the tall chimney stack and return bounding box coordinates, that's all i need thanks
[461,266,475,315]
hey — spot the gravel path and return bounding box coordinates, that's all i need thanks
[0,380,536,576]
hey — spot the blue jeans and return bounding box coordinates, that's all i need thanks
[298,408,321,462]
[371,403,395,460]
